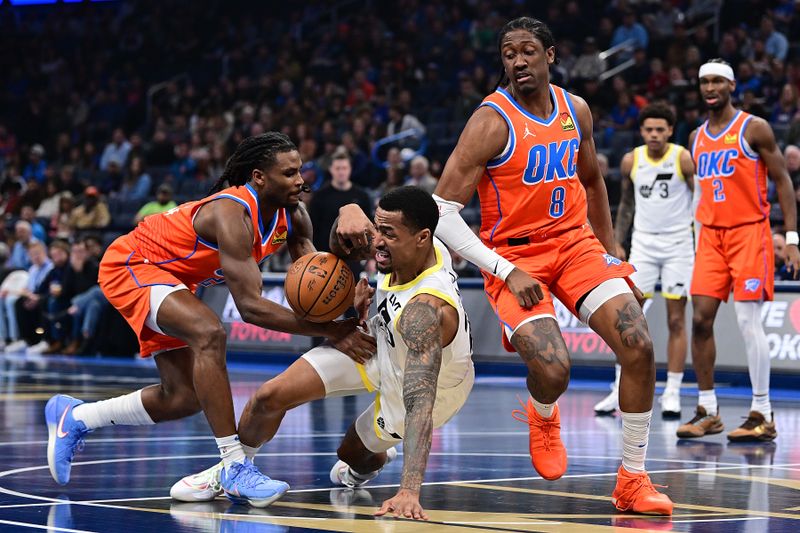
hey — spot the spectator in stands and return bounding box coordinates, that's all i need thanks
[99,128,132,172]
[170,141,197,183]
[50,193,75,240]
[22,145,47,185]
[785,145,800,186]
[18,240,69,354]
[405,155,438,194]
[7,220,37,270]
[374,147,405,201]
[771,84,799,127]
[0,124,17,164]
[80,235,103,263]
[20,205,46,243]
[117,156,152,204]
[609,91,639,132]
[611,10,649,62]
[571,37,606,82]
[761,16,789,62]
[452,73,484,121]
[734,61,764,99]
[60,240,100,355]
[58,165,83,197]
[36,180,67,219]
[386,105,426,137]
[134,184,176,224]
[69,186,110,230]
[4,241,51,354]
[773,232,793,280]
[308,150,373,257]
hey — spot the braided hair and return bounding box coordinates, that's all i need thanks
[208,132,297,194]
[494,17,557,90]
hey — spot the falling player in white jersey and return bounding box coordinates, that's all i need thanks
[595,104,696,418]
[171,186,474,520]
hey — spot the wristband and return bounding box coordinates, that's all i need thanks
[787,231,799,246]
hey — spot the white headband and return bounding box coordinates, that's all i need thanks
[699,63,735,82]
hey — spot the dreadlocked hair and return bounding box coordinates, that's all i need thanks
[208,132,297,194]
[494,17,557,90]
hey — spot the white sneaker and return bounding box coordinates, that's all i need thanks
[659,388,681,418]
[594,386,619,415]
[5,340,28,353]
[27,340,49,355]
[170,462,224,502]
[330,447,397,487]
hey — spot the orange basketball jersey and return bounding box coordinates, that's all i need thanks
[692,111,769,228]
[129,183,290,289]
[477,84,585,245]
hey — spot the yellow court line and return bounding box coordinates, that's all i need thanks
[703,471,800,491]
[457,482,800,521]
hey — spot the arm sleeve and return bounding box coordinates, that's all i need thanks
[432,195,516,281]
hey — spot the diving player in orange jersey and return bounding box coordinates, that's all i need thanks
[425,17,670,514]
[677,59,800,442]
[45,133,376,507]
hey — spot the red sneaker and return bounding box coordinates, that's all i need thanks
[512,398,567,480]
[612,466,673,515]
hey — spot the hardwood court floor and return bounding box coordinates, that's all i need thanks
[0,355,797,532]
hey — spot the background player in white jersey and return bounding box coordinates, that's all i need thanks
[171,186,474,520]
[595,104,695,419]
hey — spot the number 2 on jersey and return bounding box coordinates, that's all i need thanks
[711,178,725,202]
[549,186,566,218]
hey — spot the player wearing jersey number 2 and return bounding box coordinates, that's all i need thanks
[678,60,800,442]
[595,104,696,419]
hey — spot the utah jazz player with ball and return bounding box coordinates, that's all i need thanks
[173,187,474,521]
[44,133,375,507]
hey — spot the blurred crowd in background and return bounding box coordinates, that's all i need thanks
[0,0,798,355]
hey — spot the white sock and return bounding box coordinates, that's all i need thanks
[242,443,261,461]
[751,394,772,420]
[613,363,622,390]
[530,396,555,419]
[216,435,246,470]
[734,301,771,417]
[620,410,651,473]
[72,389,155,430]
[698,389,718,416]
[665,371,684,393]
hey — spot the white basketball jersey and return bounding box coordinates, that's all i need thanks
[367,238,473,437]
[631,143,693,234]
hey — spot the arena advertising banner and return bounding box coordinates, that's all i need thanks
[203,278,800,373]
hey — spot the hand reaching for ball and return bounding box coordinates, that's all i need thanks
[354,278,375,327]
[327,318,376,364]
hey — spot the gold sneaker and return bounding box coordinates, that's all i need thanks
[727,411,777,442]
[676,406,724,438]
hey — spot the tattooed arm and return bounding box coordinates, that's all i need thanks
[375,294,457,521]
[613,151,635,260]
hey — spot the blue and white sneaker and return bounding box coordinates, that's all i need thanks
[45,395,90,485]
[219,459,289,508]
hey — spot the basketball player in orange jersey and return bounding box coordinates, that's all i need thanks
[431,17,671,514]
[44,133,376,508]
[677,59,800,442]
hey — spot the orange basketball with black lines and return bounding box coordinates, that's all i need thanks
[284,252,355,323]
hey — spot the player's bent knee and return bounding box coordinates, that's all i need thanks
[250,381,291,414]
[530,364,570,394]
[191,322,227,357]
[667,315,685,335]
[692,314,714,338]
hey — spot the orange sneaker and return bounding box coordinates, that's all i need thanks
[512,398,567,480]
[612,466,673,515]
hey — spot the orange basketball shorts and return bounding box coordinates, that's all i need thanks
[98,235,188,357]
[483,224,635,351]
[691,218,774,302]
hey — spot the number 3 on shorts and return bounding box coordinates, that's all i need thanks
[712,178,726,202]
[549,186,566,218]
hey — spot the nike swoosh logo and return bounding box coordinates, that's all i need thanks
[57,405,71,438]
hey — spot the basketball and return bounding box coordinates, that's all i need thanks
[284,252,355,323]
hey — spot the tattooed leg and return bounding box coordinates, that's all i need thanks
[588,293,655,412]
[510,318,571,404]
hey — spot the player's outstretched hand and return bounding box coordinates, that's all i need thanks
[505,268,545,309]
[786,244,800,280]
[336,204,375,254]
[328,317,376,364]
[353,278,374,327]
[374,489,428,521]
